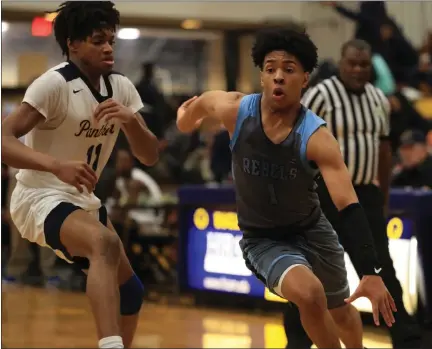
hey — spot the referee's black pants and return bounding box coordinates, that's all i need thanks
[283,180,422,348]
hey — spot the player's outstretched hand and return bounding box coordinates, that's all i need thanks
[52,161,98,193]
[345,275,397,327]
[94,99,134,125]
[177,96,199,129]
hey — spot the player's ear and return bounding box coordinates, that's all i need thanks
[302,72,310,89]
[260,71,264,88]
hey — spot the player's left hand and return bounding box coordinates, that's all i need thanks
[94,99,134,125]
[345,275,397,327]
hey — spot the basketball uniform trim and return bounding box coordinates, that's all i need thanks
[43,202,108,270]
[59,61,113,103]
[230,94,259,150]
[56,63,80,82]
[297,110,326,176]
[239,212,350,308]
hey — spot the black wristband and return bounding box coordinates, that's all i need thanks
[339,203,382,276]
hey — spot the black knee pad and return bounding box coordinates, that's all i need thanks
[119,274,145,315]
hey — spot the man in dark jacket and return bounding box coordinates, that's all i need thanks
[392,129,432,188]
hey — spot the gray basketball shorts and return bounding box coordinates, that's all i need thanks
[239,213,350,309]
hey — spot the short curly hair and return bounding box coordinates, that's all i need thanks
[51,1,120,57]
[251,27,318,73]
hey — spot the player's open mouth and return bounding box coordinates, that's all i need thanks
[272,87,285,100]
[102,59,115,66]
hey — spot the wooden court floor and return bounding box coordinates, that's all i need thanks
[2,285,391,348]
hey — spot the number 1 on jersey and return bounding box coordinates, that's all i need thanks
[268,184,278,205]
[87,144,102,171]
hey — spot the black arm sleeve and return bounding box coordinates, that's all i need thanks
[339,203,382,276]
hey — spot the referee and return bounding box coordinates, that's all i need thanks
[283,39,422,349]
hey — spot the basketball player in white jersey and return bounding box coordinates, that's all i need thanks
[1,2,159,348]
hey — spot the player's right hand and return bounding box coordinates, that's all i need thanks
[176,96,199,131]
[177,96,198,117]
[52,160,98,193]
[344,275,397,327]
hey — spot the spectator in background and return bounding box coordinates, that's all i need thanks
[324,1,388,52]
[112,149,161,207]
[150,121,204,184]
[3,165,58,286]
[392,129,432,188]
[324,2,418,82]
[195,117,232,184]
[96,148,158,206]
[387,73,432,153]
[419,31,432,73]
[414,72,432,120]
[378,18,419,80]
[132,63,176,176]
[210,130,231,183]
[135,62,170,139]
[95,148,129,204]
[96,148,163,243]
[149,96,217,185]
[372,53,396,96]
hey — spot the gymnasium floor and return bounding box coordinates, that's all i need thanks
[2,285,391,348]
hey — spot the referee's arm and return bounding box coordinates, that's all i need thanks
[376,89,392,210]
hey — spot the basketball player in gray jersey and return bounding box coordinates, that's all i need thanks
[177,28,396,348]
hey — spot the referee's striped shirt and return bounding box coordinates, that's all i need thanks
[302,76,391,185]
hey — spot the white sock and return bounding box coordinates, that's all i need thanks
[98,336,124,348]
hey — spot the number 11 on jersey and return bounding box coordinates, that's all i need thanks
[87,144,102,171]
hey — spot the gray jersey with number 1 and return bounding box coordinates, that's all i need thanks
[230,93,326,231]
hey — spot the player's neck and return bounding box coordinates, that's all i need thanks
[261,96,301,126]
[69,57,101,91]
